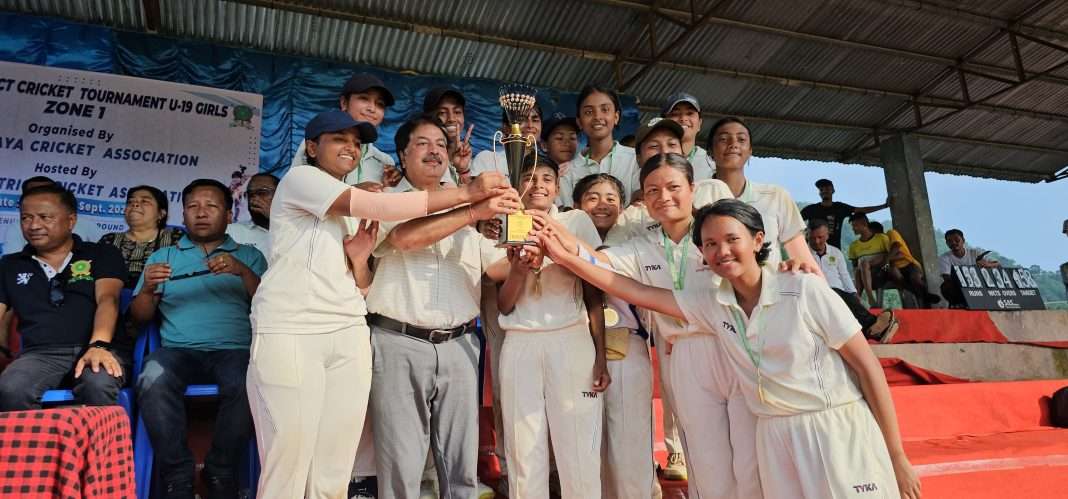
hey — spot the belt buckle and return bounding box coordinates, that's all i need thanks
[428,329,453,343]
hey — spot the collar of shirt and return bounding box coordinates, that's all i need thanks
[580,141,618,170]
[736,179,757,203]
[31,251,73,279]
[176,234,239,255]
[715,267,782,310]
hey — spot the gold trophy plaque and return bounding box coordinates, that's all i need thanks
[494,85,538,247]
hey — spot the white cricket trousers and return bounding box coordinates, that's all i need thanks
[602,333,654,499]
[757,401,900,499]
[652,328,685,457]
[669,334,761,499]
[500,324,602,499]
[247,326,373,499]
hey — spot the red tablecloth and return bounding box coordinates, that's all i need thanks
[0,406,134,498]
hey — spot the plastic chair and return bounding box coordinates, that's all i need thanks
[40,289,136,422]
[132,321,259,499]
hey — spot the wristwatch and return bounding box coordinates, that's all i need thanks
[88,340,113,351]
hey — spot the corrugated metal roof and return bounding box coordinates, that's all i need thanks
[3,0,1067,182]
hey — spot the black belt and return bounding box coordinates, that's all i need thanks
[368,314,470,344]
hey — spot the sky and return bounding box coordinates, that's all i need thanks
[744,157,1068,271]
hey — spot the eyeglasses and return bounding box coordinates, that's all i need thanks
[49,275,66,307]
[168,269,211,282]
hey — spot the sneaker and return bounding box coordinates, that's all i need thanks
[661,453,687,481]
[477,481,495,499]
[201,470,237,499]
[349,476,378,498]
[418,479,438,499]
[869,310,893,339]
[879,316,901,344]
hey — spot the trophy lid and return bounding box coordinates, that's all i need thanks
[499,84,537,125]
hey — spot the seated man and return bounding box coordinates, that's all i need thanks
[938,229,999,308]
[0,184,127,410]
[2,176,103,255]
[847,213,891,306]
[130,179,266,499]
[870,222,940,308]
[808,219,896,342]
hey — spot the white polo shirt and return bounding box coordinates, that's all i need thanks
[616,178,733,238]
[601,222,641,333]
[673,269,864,417]
[226,221,271,257]
[724,180,806,268]
[292,141,394,185]
[366,207,506,329]
[938,247,983,276]
[497,206,602,333]
[251,165,365,334]
[687,145,716,182]
[603,224,721,344]
[812,245,856,294]
[470,150,508,181]
[558,143,640,207]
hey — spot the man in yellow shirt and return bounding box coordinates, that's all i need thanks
[870,222,940,308]
[847,214,891,306]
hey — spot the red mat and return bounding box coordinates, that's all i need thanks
[880,357,969,386]
[882,309,1008,344]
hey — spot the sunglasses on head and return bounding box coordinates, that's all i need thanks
[49,275,66,307]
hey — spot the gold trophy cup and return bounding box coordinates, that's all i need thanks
[493,85,538,247]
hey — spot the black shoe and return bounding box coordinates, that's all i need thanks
[201,470,238,499]
[162,480,195,499]
[349,476,378,498]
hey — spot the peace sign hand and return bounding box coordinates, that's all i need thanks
[451,124,475,172]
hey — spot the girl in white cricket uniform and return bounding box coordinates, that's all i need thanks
[538,198,922,499]
[248,110,510,498]
[494,156,610,499]
[548,153,757,499]
[705,116,818,271]
[571,173,654,498]
[558,85,640,207]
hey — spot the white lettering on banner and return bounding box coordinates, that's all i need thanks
[0,61,262,255]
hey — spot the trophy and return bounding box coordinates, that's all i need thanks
[493,84,538,246]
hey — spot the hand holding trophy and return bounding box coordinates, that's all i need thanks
[493,84,539,247]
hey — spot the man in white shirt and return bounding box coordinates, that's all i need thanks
[470,104,543,182]
[2,176,103,254]
[662,92,715,181]
[808,219,896,342]
[939,228,1000,308]
[225,173,277,257]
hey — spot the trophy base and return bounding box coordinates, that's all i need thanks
[497,212,535,247]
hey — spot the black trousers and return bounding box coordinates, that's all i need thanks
[832,288,877,332]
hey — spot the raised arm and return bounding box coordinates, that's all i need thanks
[853,198,890,215]
[387,190,520,251]
[535,230,685,320]
[327,172,511,221]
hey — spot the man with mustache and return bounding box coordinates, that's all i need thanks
[226,173,278,256]
[363,115,518,499]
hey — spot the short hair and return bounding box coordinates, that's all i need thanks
[21,184,77,214]
[519,153,559,178]
[249,172,280,187]
[21,176,56,192]
[849,212,869,224]
[705,116,752,152]
[807,218,830,231]
[815,178,833,189]
[692,199,772,265]
[576,85,621,116]
[182,179,233,212]
[394,114,451,168]
[639,153,694,189]
[869,222,885,234]
[572,173,624,206]
[945,229,964,239]
[126,185,170,229]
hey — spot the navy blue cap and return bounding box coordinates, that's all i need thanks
[634,117,684,149]
[341,73,395,107]
[661,92,701,116]
[304,110,378,143]
[422,87,465,113]
[540,113,579,143]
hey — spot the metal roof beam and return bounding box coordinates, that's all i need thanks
[230,0,1068,125]
[619,0,724,91]
[872,0,1068,43]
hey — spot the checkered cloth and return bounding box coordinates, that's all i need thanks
[0,406,134,498]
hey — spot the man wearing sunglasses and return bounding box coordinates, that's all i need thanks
[0,184,127,411]
[129,178,267,499]
[226,172,279,256]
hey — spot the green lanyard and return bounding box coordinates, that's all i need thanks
[687,146,697,163]
[583,142,616,173]
[356,144,368,183]
[730,308,761,370]
[662,228,689,291]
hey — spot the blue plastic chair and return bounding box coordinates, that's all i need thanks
[132,321,259,499]
[40,289,136,422]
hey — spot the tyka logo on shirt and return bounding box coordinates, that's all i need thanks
[643,264,662,272]
[582,391,598,399]
[721,321,738,336]
[852,483,878,493]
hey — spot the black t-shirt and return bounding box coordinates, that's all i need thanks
[800,201,855,248]
[0,236,125,351]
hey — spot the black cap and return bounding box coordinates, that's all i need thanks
[540,113,579,143]
[634,117,684,149]
[304,110,378,143]
[815,178,833,188]
[661,92,701,116]
[422,87,465,113]
[341,73,394,107]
